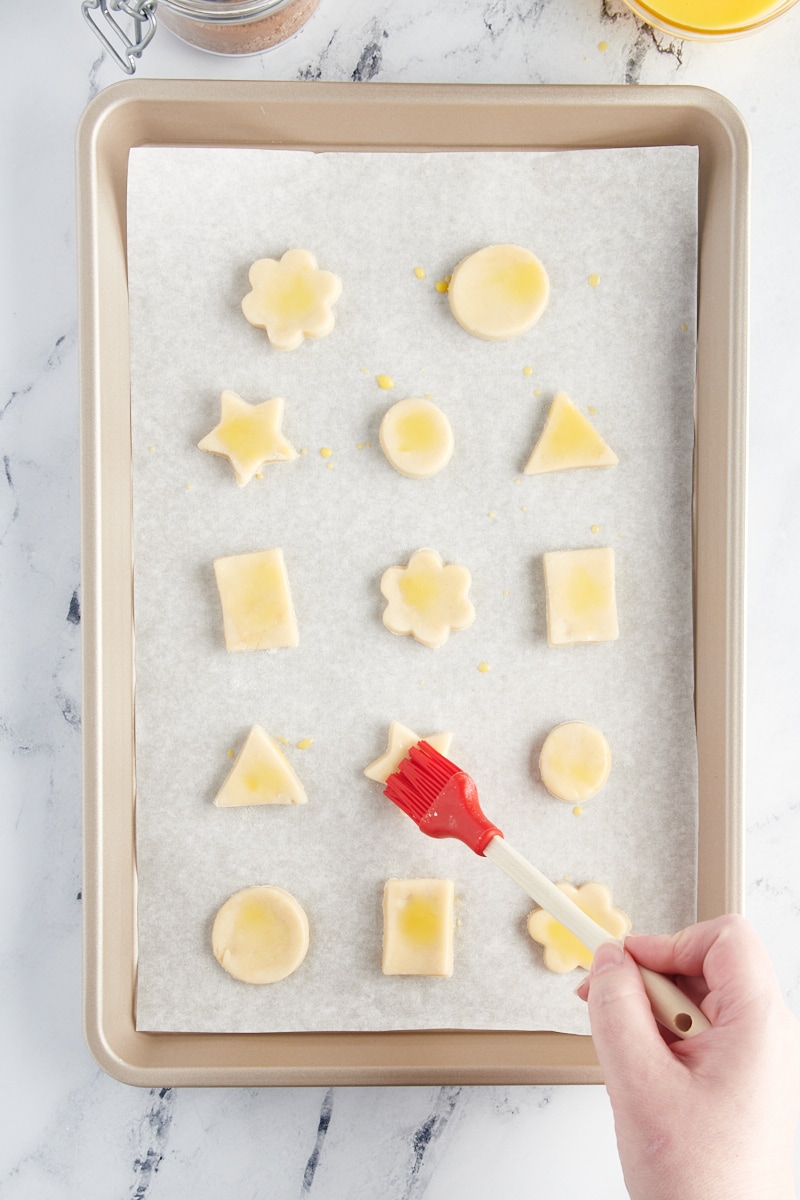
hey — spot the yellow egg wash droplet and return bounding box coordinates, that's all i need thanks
[326,462,334,470]
[400,570,439,611]
[236,897,280,944]
[682,323,689,332]
[588,273,601,288]
[434,280,449,293]
[567,567,606,615]
[395,410,440,454]
[591,524,600,534]
[488,511,496,519]
[477,662,491,673]
[319,446,332,458]
[300,448,308,455]
[587,405,597,414]
[534,388,542,397]
[413,267,426,279]
[598,39,609,50]
[217,416,258,460]
[296,737,313,750]
[148,445,155,452]
[545,916,589,963]
[255,472,264,480]
[226,748,235,759]
[573,806,583,816]
[546,400,597,459]
[274,735,289,746]
[523,365,533,377]
[502,589,509,597]
[399,897,440,945]
[239,562,286,629]
[376,375,394,390]
[185,483,192,490]
[242,763,289,796]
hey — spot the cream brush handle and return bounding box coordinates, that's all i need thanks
[483,837,710,1040]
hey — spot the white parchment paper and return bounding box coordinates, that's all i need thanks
[128,145,698,1033]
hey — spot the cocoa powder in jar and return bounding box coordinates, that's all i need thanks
[157,0,321,54]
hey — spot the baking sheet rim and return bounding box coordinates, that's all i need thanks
[78,79,747,1087]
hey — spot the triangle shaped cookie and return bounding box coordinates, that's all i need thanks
[214,725,308,806]
[524,392,618,475]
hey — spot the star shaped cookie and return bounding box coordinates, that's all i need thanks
[364,721,453,784]
[198,390,297,486]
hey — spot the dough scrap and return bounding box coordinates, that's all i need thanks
[524,392,618,475]
[379,398,454,479]
[364,721,453,784]
[198,391,297,486]
[212,885,310,983]
[382,878,454,976]
[215,725,308,807]
[381,547,475,649]
[241,248,342,351]
[527,881,631,973]
[543,547,618,646]
[539,721,611,803]
[213,548,299,651]
[448,244,549,341]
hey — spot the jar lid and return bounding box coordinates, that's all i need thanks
[158,0,292,18]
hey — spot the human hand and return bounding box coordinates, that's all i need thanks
[575,915,800,1200]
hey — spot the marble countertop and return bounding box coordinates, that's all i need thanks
[2,1,799,1195]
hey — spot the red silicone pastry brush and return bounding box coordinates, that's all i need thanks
[384,740,709,1040]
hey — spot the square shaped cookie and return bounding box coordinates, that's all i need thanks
[382,878,454,977]
[213,548,299,651]
[543,546,618,646]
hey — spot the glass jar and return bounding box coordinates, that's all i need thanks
[622,0,798,39]
[156,0,321,55]
[81,0,321,72]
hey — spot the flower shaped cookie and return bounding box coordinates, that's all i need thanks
[381,547,475,649]
[242,248,342,351]
[527,881,631,973]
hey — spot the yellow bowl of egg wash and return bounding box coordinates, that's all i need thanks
[622,0,798,37]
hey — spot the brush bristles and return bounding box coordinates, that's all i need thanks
[384,741,462,823]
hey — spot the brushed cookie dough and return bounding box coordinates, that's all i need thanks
[213,548,299,651]
[539,721,611,803]
[448,244,550,341]
[379,398,454,478]
[543,547,618,646]
[215,725,308,807]
[381,547,475,649]
[212,885,309,983]
[241,248,342,351]
[524,392,618,475]
[364,721,453,784]
[527,881,631,973]
[382,878,454,976]
[198,391,297,486]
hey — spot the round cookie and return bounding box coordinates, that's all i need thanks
[379,397,454,478]
[212,885,309,984]
[539,721,611,803]
[448,244,549,341]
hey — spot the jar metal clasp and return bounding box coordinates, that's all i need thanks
[81,0,158,74]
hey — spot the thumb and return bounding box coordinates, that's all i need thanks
[587,942,673,1095]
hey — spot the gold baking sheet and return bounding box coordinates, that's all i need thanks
[77,81,747,1085]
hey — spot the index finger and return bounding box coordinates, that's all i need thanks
[625,915,779,1018]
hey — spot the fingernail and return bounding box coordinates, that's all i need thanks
[591,942,625,974]
[574,978,590,1002]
